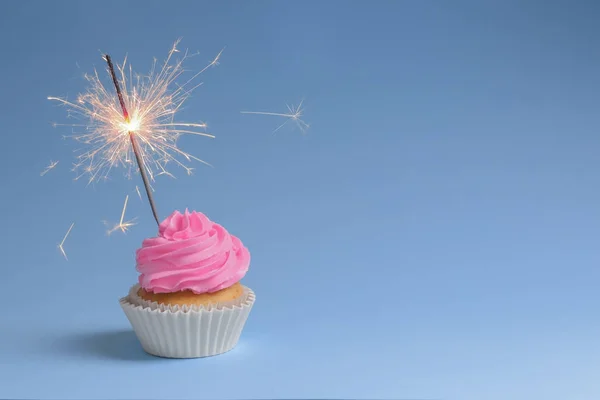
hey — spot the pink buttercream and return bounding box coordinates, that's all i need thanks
[136,210,250,294]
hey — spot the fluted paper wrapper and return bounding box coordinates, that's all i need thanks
[119,284,255,358]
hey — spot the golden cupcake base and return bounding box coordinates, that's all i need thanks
[137,282,244,307]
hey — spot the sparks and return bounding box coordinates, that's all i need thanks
[156,170,176,179]
[48,39,220,186]
[41,160,59,176]
[135,185,142,200]
[105,195,137,235]
[241,100,310,134]
[58,222,75,260]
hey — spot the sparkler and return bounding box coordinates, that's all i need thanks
[49,39,221,225]
[41,160,59,176]
[104,54,160,225]
[241,100,310,134]
[58,222,74,260]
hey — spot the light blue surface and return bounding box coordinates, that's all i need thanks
[1,1,600,399]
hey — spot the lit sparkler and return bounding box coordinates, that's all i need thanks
[241,100,310,134]
[49,39,221,224]
[41,160,59,176]
[58,222,75,260]
[105,195,137,235]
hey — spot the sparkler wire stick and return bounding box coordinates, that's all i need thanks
[105,55,160,226]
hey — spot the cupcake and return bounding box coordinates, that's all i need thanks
[120,209,255,358]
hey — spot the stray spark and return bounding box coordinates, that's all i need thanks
[105,195,137,235]
[48,38,218,186]
[41,160,59,176]
[241,100,310,134]
[58,222,75,260]
[135,185,142,200]
[156,170,176,179]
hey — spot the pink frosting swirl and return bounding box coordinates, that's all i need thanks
[136,210,250,294]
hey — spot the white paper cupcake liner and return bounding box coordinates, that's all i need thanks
[119,284,255,358]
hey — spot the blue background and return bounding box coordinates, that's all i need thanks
[1,1,599,399]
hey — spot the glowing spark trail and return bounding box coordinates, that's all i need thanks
[135,185,142,201]
[105,195,137,235]
[241,100,310,134]
[58,222,74,260]
[48,39,219,224]
[41,160,59,176]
